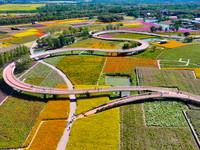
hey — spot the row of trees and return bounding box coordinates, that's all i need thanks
[0,45,29,67]
[122,41,140,49]
[102,24,123,31]
[150,26,163,33]
[97,15,124,22]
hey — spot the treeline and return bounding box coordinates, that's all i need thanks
[97,15,124,22]
[0,45,29,67]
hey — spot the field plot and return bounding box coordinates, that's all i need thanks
[24,120,66,150]
[43,56,63,66]
[186,110,200,140]
[23,97,70,147]
[138,67,200,95]
[0,92,45,149]
[103,57,157,73]
[75,85,110,115]
[11,35,38,44]
[111,33,156,39]
[144,100,188,127]
[66,108,119,150]
[65,38,122,49]
[120,103,198,149]
[157,45,200,65]
[87,43,117,49]
[56,56,106,85]
[0,4,45,11]
[21,62,53,86]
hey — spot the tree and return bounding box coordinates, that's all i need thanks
[0,53,5,66]
[71,36,76,43]
[122,43,130,49]
[184,32,190,36]
[4,51,9,63]
[185,36,193,42]
[158,26,162,31]
[150,26,156,33]
[52,38,61,48]
[23,45,29,54]
[14,56,31,74]
[79,27,83,32]
[165,27,168,32]
[58,35,66,47]
[175,25,179,32]
[10,49,14,59]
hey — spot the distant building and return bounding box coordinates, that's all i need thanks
[194,18,200,21]
[160,10,168,15]
[160,39,167,44]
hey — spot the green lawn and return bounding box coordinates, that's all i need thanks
[157,45,200,65]
[0,92,45,149]
[159,60,199,68]
[138,67,200,95]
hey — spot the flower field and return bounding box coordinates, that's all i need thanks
[12,29,40,38]
[0,37,22,43]
[151,40,195,48]
[11,35,39,44]
[120,103,198,149]
[87,43,117,49]
[103,57,157,73]
[0,4,45,11]
[0,43,12,47]
[66,108,119,150]
[75,85,110,115]
[56,84,69,98]
[123,23,142,26]
[56,56,106,85]
[23,96,70,147]
[24,120,66,150]
[144,101,188,127]
[0,92,45,149]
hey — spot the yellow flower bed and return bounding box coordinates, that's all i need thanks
[87,43,117,49]
[0,43,12,47]
[60,19,87,24]
[12,30,39,37]
[0,37,22,43]
[75,85,110,115]
[162,68,200,78]
[24,120,66,150]
[66,108,119,150]
[56,84,69,98]
[123,23,142,26]
[151,40,199,48]
[23,41,35,47]
[23,93,70,147]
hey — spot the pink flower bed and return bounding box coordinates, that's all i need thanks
[138,19,159,27]
[119,27,150,31]
[70,22,89,26]
[160,21,174,25]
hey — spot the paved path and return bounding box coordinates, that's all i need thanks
[3,62,200,103]
[30,30,149,59]
[38,60,77,150]
[77,91,200,118]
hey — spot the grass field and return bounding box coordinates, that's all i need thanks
[43,56,64,66]
[0,4,45,11]
[0,92,45,149]
[138,67,200,95]
[111,33,156,39]
[66,108,119,150]
[56,56,106,85]
[65,38,123,49]
[120,103,198,149]
[160,60,199,68]
[157,45,200,65]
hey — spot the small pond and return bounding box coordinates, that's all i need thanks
[142,38,161,42]
[35,49,46,54]
[106,76,131,97]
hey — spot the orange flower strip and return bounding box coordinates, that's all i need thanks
[24,120,66,150]
[163,68,200,79]
[103,57,157,73]
[23,94,70,147]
